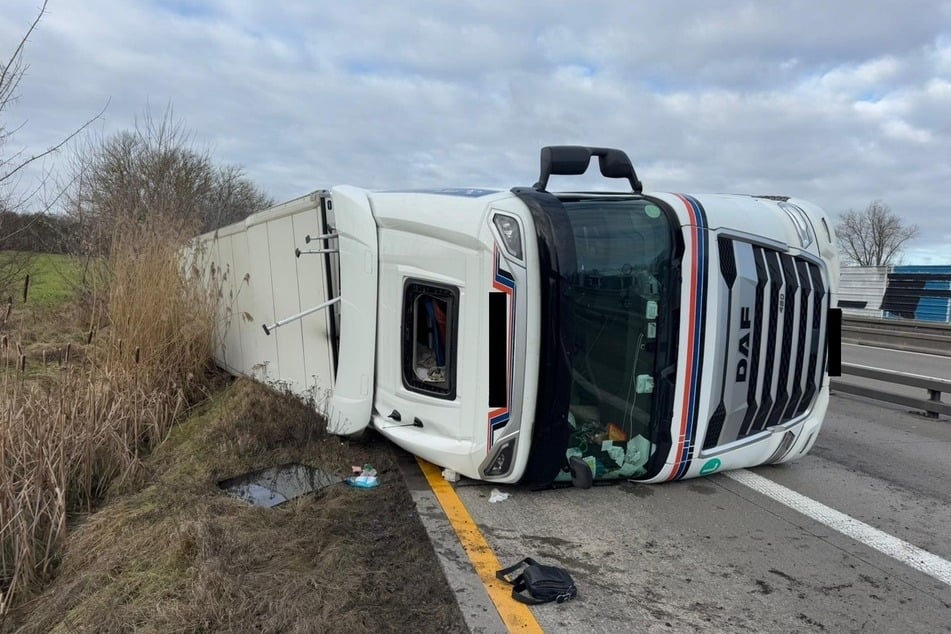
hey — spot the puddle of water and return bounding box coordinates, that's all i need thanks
[219,463,341,508]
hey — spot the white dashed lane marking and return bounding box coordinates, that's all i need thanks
[726,469,951,587]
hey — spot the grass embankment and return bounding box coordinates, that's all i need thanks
[1,248,467,632]
[8,379,465,633]
[1,234,218,619]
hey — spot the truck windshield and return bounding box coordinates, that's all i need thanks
[557,197,676,480]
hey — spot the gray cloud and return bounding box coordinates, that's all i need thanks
[3,0,950,260]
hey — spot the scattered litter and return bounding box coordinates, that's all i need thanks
[441,468,460,482]
[488,488,510,503]
[555,413,654,483]
[346,464,379,489]
[219,463,340,508]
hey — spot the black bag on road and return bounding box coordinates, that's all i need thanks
[496,557,577,605]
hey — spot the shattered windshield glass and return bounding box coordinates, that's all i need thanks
[557,197,675,480]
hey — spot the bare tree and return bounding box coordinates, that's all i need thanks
[206,164,273,232]
[64,107,271,262]
[1,1,102,298]
[0,1,51,299]
[836,200,919,266]
[1,1,46,199]
[1,1,101,207]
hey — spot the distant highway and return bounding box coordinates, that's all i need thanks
[837,342,951,410]
[842,342,951,380]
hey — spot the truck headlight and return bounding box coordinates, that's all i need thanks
[492,213,523,260]
[483,437,516,477]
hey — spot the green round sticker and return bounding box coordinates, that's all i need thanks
[644,204,661,218]
[699,458,721,476]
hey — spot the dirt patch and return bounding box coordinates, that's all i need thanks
[5,378,468,633]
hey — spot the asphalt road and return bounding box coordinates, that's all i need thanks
[405,344,951,632]
[443,392,951,633]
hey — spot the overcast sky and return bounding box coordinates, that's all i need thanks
[3,0,950,263]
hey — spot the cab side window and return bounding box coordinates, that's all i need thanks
[402,281,458,399]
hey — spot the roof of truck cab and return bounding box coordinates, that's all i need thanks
[374,187,503,198]
[365,188,519,244]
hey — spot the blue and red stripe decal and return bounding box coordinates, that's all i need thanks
[488,245,516,449]
[668,194,709,480]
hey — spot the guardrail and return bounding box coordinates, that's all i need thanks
[842,315,951,356]
[832,363,951,419]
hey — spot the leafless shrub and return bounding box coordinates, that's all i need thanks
[64,108,271,267]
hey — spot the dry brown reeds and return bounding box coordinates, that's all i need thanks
[0,214,218,618]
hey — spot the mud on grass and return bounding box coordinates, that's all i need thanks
[5,378,467,633]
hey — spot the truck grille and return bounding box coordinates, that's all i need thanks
[703,238,830,449]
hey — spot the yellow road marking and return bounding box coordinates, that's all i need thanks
[416,458,544,633]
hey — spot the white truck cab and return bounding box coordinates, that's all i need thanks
[199,146,841,486]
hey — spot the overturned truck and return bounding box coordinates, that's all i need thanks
[196,146,841,486]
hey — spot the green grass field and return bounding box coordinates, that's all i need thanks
[0,251,80,308]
